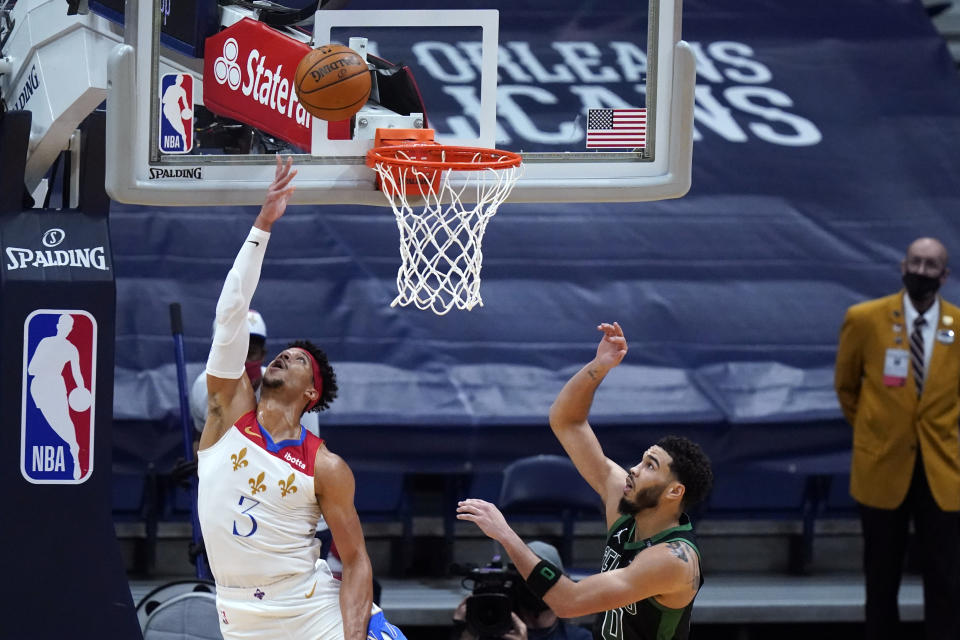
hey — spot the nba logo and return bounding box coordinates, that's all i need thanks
[21,310,97,484]
[159,73,194,154]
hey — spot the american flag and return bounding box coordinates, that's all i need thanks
[585,108,647,149]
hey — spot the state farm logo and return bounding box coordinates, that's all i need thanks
[235,42,311,125]
[203,18,313,150]
[283,451,306,470]
[214,38,242,90]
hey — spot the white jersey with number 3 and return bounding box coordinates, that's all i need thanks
[198,410,325,587]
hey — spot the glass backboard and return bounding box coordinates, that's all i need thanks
[105,0,694,205]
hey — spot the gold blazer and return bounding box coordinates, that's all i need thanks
[835,292,960,511]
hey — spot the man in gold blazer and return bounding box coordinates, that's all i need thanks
[835,237,960,640]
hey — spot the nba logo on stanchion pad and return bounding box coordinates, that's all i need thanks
[159,73,194,154]
[21,310,97,484]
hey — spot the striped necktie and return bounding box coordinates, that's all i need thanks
[910,316,927,395]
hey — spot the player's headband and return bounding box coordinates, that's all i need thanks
[291,347,323,410]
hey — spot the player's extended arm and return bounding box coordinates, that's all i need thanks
[201,157,297,448]
[315,448,373,640]
[549,322,630,522]
[457,498,696,618]
[834,308,863,426]
[541,545,694,618]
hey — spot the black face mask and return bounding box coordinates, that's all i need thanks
[902,272,942,300]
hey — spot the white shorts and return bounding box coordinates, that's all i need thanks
[215,559,383,640]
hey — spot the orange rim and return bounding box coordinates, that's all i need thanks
[366,144,522,171]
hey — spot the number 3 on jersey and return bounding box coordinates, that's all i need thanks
[232,495,260,537]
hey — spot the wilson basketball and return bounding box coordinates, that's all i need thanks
[294,45,371,121]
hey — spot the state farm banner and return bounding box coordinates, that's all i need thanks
[203,18,313,150]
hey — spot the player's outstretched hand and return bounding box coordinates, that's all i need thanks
[456,498,513,543]
[256,156,297,229]
[595,321,628,371]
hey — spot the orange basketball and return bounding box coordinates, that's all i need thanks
[294,44,371,121]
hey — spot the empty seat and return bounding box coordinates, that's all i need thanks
[141,592,221,640]
[136,580,217,630]
[498,455,604,565]
[353,469,413,575]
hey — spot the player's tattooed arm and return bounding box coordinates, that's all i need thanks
[690,555,700,592]
[666,541,689,563]
[664,541,701,594]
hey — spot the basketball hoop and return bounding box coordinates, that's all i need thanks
[367,141,523,315]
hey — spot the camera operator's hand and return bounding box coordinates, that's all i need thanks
[456,499,513,544]
[453,598,469,625]
[503,612,528,640]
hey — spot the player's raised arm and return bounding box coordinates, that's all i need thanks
[200,157,297,449]
[549,322,631,523]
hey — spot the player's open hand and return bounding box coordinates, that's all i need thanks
[256,156,297,228]
[595,321,628,371]
[456,499,513,543]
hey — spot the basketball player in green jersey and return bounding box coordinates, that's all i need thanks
[458,322,713,640]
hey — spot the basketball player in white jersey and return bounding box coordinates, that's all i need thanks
[197,156,405,640]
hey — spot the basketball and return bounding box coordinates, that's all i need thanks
[294,44,371,121]
[69,387,92,412]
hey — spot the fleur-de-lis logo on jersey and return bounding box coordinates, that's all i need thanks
[231,447,249,471]
[279,473,298,498]
[249,471,266,494]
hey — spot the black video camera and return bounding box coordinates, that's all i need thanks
[452,561,523,639]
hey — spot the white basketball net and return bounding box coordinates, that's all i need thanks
[371,150,522,315]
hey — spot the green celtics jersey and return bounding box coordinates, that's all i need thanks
[592,514,702,640]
